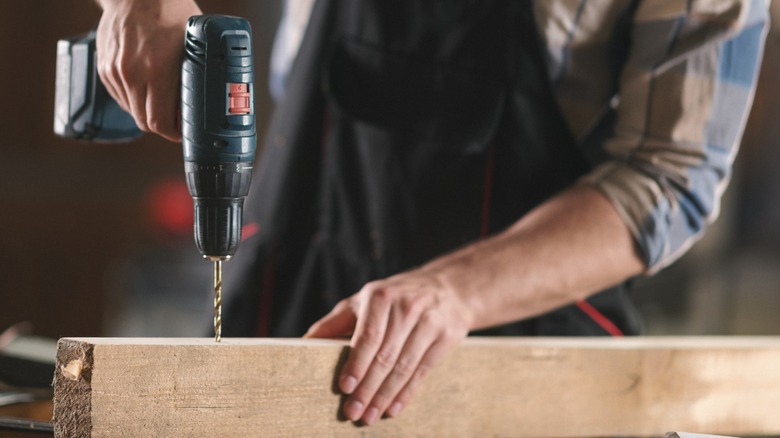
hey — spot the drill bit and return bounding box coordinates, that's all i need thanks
[213,259,223,343]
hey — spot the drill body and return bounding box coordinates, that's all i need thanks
[182,15,256,260]
[55,15,256,262]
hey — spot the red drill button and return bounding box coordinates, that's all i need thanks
[228,83,250,114]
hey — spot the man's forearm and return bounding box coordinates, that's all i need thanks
[425,183,645,331]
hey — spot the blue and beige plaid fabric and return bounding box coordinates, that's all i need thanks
[536,0,769,273]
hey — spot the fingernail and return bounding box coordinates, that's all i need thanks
[387,402,403,418]
[344,400,363,422]
[363,406,380,426]
[341,375,357,394]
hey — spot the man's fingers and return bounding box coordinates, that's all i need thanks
[385,336,450,419]
[126,81,149,133]
[146,82,181,142]
[304,300,356,339]
[348,312,434,425]
[325,273,469,426]
[338,288,391,397]
[142,36,184,141]
[97,62,127,113]
[105,33,145,128]
[342,298,421,423]
[96,27,130,113]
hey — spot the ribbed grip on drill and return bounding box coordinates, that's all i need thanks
[193,198,243,259]
[185,162,253,258]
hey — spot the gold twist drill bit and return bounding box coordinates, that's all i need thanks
[213,259,223,343]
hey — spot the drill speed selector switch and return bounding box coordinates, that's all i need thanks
[228,83,251,114]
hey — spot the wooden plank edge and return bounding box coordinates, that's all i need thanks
[52,339,93,438]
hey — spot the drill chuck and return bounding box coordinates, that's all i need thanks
[193,198,241,260]
[185,161,252,258]
[182,15,256,259]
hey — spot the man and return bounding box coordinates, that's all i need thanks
[95,0,768,426]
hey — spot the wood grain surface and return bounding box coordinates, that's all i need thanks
[53,337,780,437]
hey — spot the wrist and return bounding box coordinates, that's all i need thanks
[419,245,486,331]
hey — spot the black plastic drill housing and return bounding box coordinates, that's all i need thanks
[182,15,256,259]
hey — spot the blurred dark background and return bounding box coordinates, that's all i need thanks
[0,0,778,340]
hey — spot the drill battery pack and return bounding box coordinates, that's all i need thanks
[53,30,142,142]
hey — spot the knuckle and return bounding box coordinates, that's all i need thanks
[335,298,356,316]
[368,285,391,303]
[391,358,415,379]
[135,119,150,132]
[115,58,135,79]
[358,325,383,347]
[369,392,392,410]
[362,280,399,300]
[358,280,379,295]
[414,361,433,380]
[146,112,171,135]
[419,308,442,328]
[336,298,351,310]
[345,295,360,310]
[146,116,161,133]
[352,381,377,401]
[399,295,425,317]
[374,348,398,369]
[132,113,149,132]
[408,362,433,382]
[106,61,123,82]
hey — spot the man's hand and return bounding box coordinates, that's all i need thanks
[304,186,646,426]
[95,0,202,142]
[304,269,472,425]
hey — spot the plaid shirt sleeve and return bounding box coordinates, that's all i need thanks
[535,0,770,274]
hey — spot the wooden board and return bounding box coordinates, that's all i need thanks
[53,337,780,437]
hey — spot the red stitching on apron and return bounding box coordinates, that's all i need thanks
[256,249,275,337]
[576,299,624,337]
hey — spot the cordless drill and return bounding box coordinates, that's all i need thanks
[54,15,257,342]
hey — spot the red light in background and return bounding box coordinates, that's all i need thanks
[145,178,193,239]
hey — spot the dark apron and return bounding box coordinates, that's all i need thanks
[222,0,642,337]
